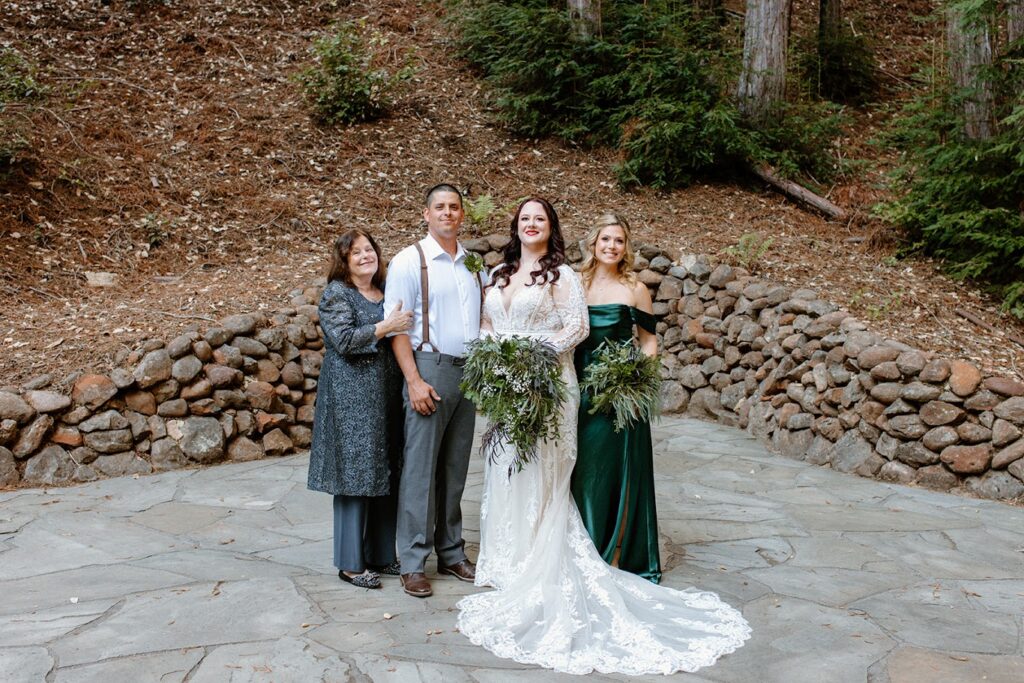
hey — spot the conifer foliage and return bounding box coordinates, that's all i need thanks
[449,0,839,189]
[882,1,1024,316]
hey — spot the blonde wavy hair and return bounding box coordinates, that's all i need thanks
[579,213,637,289]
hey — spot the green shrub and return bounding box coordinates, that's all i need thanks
[879,82,1024,316]
[296,21,411,125]
[0,119,29,179]
[140,213,175,248]
[0,47,43,102]
[451,1,602,142]
[752,98,850,182]
[723,232,774,271]
[615,97,754,188]
[877,1,1024,315]
[464,194,496,227]
[1,48,43,180]
[450,0,842,189]
[794,28,879,106]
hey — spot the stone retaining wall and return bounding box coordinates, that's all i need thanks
[0,297,329,487]
[630,254,1024,503]
[2,235,1024,503]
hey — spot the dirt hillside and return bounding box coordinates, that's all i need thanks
[1,0,1022,388]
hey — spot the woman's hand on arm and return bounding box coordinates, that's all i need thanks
[375,299,413,339]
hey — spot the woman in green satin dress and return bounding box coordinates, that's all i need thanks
[572,213,662,584]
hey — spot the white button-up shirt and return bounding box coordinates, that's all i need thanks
[383,234,482,357]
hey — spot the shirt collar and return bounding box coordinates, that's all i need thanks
[421,233,466,262]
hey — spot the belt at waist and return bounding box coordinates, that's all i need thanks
[413,350,466,367]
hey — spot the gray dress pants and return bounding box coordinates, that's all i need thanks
[396,352,476,573]
[333,494,397,573]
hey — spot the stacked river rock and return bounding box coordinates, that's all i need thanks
[632,252,1024,503]
[0,302,325,487]
[2,237,1023,504]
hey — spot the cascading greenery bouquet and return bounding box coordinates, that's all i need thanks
[460,335,567,477]
[580,339,662,433]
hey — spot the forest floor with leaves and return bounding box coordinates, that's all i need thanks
[2,0,1022,389]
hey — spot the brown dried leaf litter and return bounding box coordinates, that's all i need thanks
[1,0,1021,389]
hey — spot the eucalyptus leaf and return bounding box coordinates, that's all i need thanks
[461,335,567,477]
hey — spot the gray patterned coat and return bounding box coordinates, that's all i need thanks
[307,281,403,496]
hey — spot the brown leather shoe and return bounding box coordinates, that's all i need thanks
[400,572,432,598]
[439,559,476,583]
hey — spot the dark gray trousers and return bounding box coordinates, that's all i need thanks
[333,493,397,573]
[396,352,476,573]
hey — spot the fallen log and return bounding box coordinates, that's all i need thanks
[751,165,847,221]
[954,308,1024,351]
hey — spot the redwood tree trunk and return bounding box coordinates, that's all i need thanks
[947,4,995,139]
[819,0,842,43]
[567,0,601,39]
[737,0,792,122]
[1008,0,1024,44]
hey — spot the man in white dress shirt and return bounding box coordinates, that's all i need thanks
[383,184,482,597]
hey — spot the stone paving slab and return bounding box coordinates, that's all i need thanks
[1,416,1022,681]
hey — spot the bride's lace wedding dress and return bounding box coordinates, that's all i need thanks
[456,265,751,675]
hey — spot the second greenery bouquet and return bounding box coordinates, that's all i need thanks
[460,335,567,476]
[580,339,662,433]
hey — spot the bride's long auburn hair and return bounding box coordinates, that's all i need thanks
[490,197,566,289]
[579,213,637,289]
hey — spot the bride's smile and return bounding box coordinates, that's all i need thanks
[517,200,551,247]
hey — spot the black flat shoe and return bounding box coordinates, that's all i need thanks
[339,570,381,589]
[368,559,401,576]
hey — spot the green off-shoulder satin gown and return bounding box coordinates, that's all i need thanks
[572,304,662,584]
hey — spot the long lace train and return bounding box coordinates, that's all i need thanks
[458,266,751,675]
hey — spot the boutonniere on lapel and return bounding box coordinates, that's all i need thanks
[464,251,485,277]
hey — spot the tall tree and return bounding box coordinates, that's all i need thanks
[737,0,792,122]
[1008,0,1024,44]
[568,0,601,39]
[947,2,995,139]
[819,0,841,46]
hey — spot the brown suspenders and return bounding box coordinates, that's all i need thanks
[412,241,484,355]
[413,242,434,352]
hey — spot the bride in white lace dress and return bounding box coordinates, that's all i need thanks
[456,198,751,675]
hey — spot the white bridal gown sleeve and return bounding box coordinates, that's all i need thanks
[460,265,751,676]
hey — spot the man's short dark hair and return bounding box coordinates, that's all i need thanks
[425,183,463,208]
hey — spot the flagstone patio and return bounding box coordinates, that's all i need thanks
[1,417,1022,682]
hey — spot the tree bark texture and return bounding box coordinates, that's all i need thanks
[737,0,792,123]
[568,0,601,40]
[819,0,842,41]
[751,165,847,220]
[1007,1,1024,100]
[947,4,995,140]
[1008,0,1024,45]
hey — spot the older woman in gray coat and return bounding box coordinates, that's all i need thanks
[308,228,412,589]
